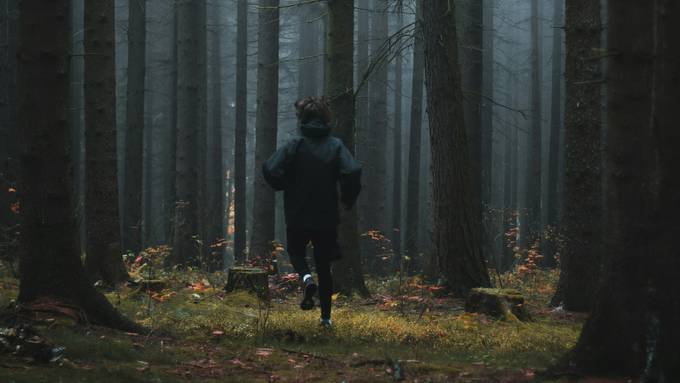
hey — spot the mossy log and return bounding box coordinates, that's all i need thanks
[224,267,269,299]
[465,288,531,322]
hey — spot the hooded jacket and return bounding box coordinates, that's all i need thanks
[262,118,362,229]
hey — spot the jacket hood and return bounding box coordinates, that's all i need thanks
[300,119,331,138]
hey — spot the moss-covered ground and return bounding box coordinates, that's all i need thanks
[0,268,598,382]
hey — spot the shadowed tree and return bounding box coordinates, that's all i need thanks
[169,0,207,266]
[462,0,483,226]
[83,0,128,285]
[550,0,601,311]
[480,0,494,261]
[250,0,280,260]
[298,2,322,97]
[524,0,542,250]
[123,0,146,255]
[422,0,491,294]
[391,0,404,257]
[355,0,369,241]
[164,4,178,244]
[562,1,680,379]
[364,0,388,238]
[0,0,18,233]
[327,0,369,297]
[232,0,249,260]
[17,0,140,332]
[544,0,563,267]
[233,0,248,263]
[205,3,225,271]
[404,0,424,269]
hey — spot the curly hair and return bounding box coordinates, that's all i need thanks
[294,96,331,124]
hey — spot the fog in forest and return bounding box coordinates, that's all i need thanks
[1,1,677,381]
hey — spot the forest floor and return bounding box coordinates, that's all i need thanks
[0,262,624,383]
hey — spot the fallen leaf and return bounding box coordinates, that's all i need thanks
[230,358,246,367]
[255,348,273,357]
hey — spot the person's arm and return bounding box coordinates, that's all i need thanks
[262,139,298,191]
[338,141,362,210]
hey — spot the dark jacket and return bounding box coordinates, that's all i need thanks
[262,119,362,229]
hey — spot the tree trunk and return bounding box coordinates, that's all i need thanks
[327,0,369,297]
[462,0,484,232]
[233,0,248,263]
[564,1,680,379]
[298,3,321,98]
[501,77,516,273]
[365,0,388,237]
[550,0,601,311]
[250,0,280,260]
[83,0,128,285]
[481,0,494,211]
[206,4,224,271]
[422,0,491,295]
[17,0,140,332]
[544,0,563,268]
[143,85,154,247]
[481,0,494,262]
[165,4,178,245]
[524,0,542,250]
[391,2,403,258]
[404,0,424,267]
[123,0,146,255]
[0,0,18,232]
[169,0,206,266]
[71,0,86,258]
[651,2,680,375]
[355,0,369,241]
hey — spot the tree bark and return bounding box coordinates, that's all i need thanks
[206,4,225,271]
[164,4,178,245]
[422,0,491,295]
[364,0,388,236]
[123,0,146,255]
[544,0,563,268]
[298,3,321,98]
[480,0,494,263]
[481,0,494,211]
[462,0,484,232]
[169,0,206,266]
[501,76,517,273]
[83,0,128,285]
[71,0,86,258]
[0,0,18,232]
[550,0,601,311]
[524,0,542,250]
[327,0,369,297]
[143,87,154,247]
[564,1,680,379]
[355,0,369,237]
[391,2,404,257]
[405,0,424,267]
[17,0,140,332]
[250,0,280,259]
[233,0,248,263]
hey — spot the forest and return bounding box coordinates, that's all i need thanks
[0,0,678,382]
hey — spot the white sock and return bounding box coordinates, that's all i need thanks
[303,274,312,282]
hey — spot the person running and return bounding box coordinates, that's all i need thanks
[262,96,362,328]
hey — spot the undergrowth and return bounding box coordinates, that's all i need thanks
[1,267,583,382]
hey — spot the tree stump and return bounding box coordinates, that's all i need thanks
[224,267,269,299]
[465,288,531,322]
